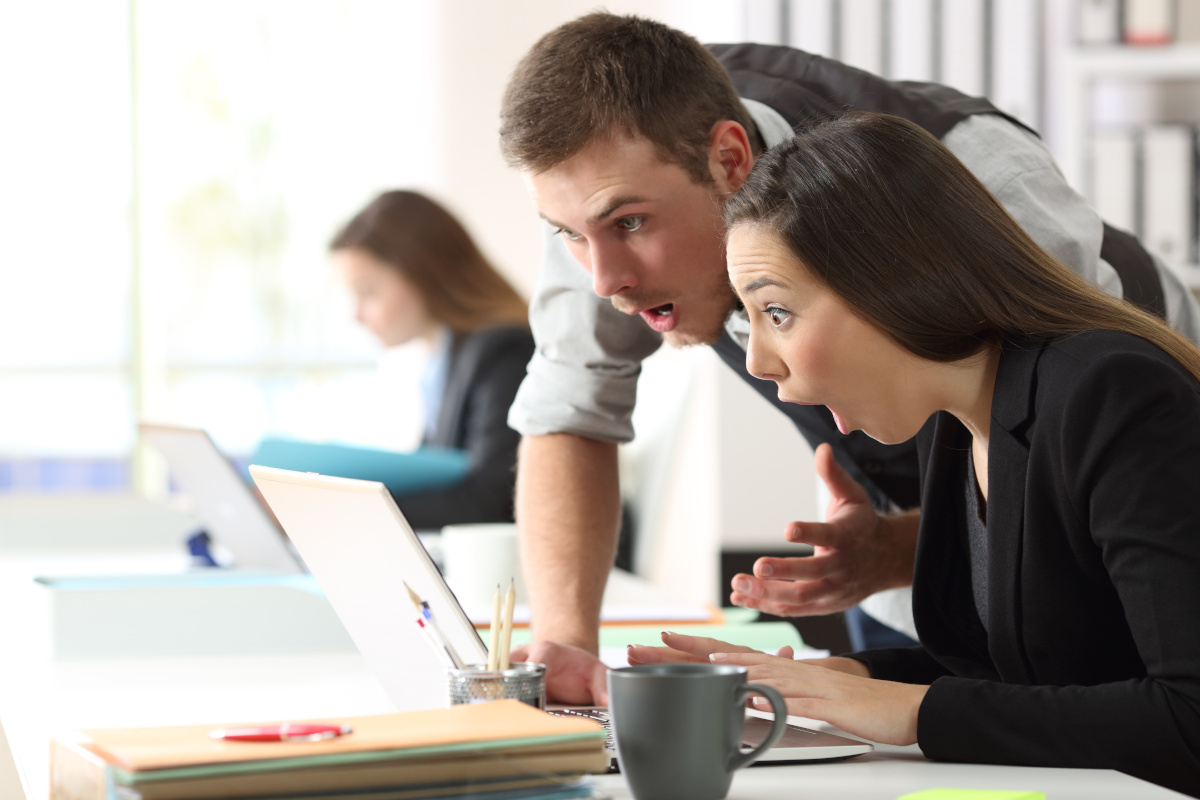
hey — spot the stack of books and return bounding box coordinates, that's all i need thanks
[50,700,608,800]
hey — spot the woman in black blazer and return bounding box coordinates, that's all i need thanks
[330,191,533,529]
[628,113,1200,795]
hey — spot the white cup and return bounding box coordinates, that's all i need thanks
[439,523,526,608]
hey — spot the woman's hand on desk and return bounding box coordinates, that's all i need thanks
[711,649,926,746]
[629,633,924,744]
[626,631,795,665]
[730,444,919,617]
[510,641,609,705]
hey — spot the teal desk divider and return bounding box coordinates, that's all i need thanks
[34,572,356,658]
[250,439,469,496]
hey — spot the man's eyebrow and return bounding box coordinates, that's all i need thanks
[537,195,647,232]
[742,276,786,294]
[588,195,646,226]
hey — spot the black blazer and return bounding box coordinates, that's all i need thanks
[853,331,1200,796]
[392,325,534,530]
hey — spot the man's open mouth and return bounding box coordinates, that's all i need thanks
[639,303,678,333]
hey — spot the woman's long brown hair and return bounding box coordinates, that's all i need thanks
[724,111,1200,383]
[331,190,528,333]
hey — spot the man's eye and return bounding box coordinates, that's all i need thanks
[764,306,790,327]
[553,227,582,242]
[616,216,644,232]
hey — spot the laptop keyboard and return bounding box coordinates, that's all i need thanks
[547,707,614,751]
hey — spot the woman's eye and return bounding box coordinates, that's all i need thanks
[616,216,644,232]
[553,227,582,242]
[764,306,790,327]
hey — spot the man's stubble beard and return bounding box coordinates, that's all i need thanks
[657,286,738,349]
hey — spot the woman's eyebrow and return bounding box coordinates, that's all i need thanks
[742,276,786,294]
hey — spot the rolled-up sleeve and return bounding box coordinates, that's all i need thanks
[507,225,663,443]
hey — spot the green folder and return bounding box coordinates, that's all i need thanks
[898,790,1045,800]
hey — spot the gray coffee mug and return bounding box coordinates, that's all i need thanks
[607,663,788,800]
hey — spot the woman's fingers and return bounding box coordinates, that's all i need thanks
[660,631,756,655]
[625,644,709,665]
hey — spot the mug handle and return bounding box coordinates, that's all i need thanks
[727,683,788,772]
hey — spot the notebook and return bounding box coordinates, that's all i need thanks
[248,465,873,765]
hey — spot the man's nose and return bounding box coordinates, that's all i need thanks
[588,241,638,298]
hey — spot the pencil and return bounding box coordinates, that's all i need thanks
[487,583,502,671]
[498,577,516,670]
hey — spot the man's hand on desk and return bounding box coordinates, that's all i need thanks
[510,641,610,705]
[729,444,919,617]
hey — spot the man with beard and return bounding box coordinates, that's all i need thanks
[499,12,1200,703]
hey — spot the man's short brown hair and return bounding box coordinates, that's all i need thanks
[499,12,759,183]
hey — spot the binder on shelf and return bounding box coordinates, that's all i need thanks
[940,0,986,96]
[889,0,935,81]
[1141,124,1194,266]
[1090,129,1139,234]
[1180,0,1200,42]
[839,0,884,75]
[1194,128,1200,265]
[1123,0,1176,45]
[787,0,836,58]
[744,0,785,46]
[1077,0,1122,45]
[991,0,1040,126]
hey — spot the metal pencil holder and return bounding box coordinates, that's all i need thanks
[447,662,547,709]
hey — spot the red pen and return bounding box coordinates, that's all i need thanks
[209,723,353,742]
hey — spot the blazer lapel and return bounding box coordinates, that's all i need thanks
[983,340,1043,684]
[427,333,470,449]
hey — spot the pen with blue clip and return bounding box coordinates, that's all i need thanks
[404,582,464,669]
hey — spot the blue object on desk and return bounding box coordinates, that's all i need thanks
[186,530,220,568]
[250,438,469,497]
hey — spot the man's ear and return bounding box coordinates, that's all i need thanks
[707,120,755,193]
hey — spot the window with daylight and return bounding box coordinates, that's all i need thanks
[0,0,435,492]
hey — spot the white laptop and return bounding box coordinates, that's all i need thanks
[140,423,304,575]
[248,465,873,766]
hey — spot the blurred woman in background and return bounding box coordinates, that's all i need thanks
[330,190,533,528]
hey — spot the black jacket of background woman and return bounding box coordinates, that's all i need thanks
[393,325,533,530]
